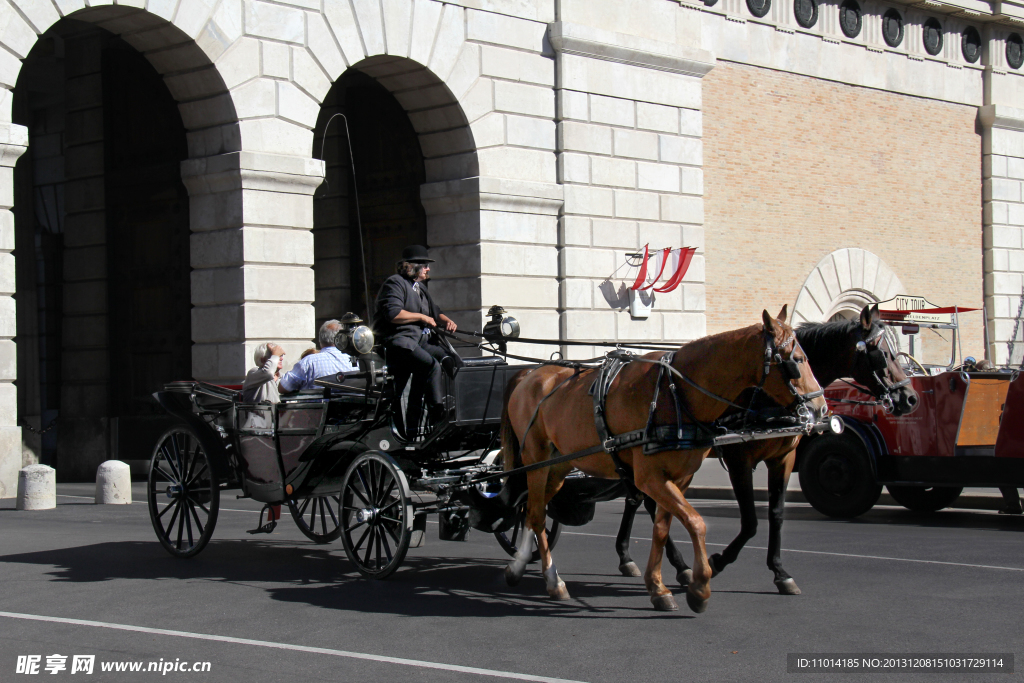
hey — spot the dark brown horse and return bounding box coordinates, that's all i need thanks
[613,304,918,594]
[500,310,828,613]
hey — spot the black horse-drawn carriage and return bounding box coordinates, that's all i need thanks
[147,308,840,581]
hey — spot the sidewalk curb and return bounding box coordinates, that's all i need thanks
[686,486,1007,511]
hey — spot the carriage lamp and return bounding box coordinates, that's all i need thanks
[351,326,375,355]
[483,305,520,341]
[334,312,375,356]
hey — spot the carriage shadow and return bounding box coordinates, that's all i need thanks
[0,539,692,619]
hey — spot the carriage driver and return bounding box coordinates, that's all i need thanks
[375,245,462,433]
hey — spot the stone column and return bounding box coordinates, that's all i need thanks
[0,121,28,498]
[979,105,1024,365]
[182,151,324,382]
[550,22,715,360]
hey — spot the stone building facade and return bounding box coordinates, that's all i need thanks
[0,0,1020,493]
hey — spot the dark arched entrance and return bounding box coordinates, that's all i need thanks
[313,69,427,324]
[14,21,191,479]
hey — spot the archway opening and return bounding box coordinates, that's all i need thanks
[14,21,191,479]
[312,56,478,328]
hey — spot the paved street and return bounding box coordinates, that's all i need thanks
[1,482,1021,682]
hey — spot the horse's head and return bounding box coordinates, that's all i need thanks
[848,304,919,416]
[760,306,829,425]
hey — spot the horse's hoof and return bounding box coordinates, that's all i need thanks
[619,562,642,577]
[708,553,723,577]
[677,569,693,587]
[504,565,521,587]
[650,593,679,611]
[548,581,571,600]
[685,590,709,614]
[775,578,801,595]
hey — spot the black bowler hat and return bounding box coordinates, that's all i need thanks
[399,245,434,264]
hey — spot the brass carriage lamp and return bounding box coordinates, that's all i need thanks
[335,312,376,356]
[482,305,520,341]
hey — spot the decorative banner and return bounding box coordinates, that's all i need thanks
[627,245,695,293]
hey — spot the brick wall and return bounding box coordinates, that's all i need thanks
[702,61,984,359]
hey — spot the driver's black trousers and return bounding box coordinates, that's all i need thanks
[386,333,449,435]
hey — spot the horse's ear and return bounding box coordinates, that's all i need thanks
[762,309,776,334]
[860,304,874,331]
[776,304,788,324]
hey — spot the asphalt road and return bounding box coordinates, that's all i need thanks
[1,483,1021,683]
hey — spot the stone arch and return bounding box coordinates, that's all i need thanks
[312,54,481,326]
[792,248,906,324]
[0,1,244,491]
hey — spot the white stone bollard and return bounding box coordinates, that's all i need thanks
[17,464,56,511]
[95,460,132,505]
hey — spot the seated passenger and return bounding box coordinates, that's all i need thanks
[242,342,285,403]
[375,244,462,434]
[278,319,356,393]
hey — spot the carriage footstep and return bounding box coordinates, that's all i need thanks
[677,568,693,587]
[650,593,679,611]
[775,578,801,595]
[618,561,642,577]
[685,590,708,614]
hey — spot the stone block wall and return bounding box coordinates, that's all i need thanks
[701,60,984,360]
[551,20,713,359]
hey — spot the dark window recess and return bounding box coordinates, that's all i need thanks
[961,26,981,63]
[839,0,862,39]
[746,0,770,19]
[923,18,943,56]
[703,0,718,6]
[793,0,817,29]
[1008,33,1024,70]
[882,9,904,48]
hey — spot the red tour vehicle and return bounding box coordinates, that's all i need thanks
[798,296,1024,517]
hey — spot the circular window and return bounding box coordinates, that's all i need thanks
[839,0,862,39]
[747,0,770,19]
[961,26,981,63]
[794,0,817,29]
[923,18,943,56]
[882,9,904,48]
[1008,33,1024,70]
[703,0,719,6]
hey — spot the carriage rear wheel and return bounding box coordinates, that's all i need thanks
[886,485,963,512]
[148,427,220,558]
[339,451,412,579]
[494,505,562,564]
[288,494,343,543]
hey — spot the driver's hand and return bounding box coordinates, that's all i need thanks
[422,315,437,327]
[445,319,457,333]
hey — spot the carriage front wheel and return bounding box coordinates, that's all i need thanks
[288,494,343,543]
[148,427,220,558]
[339,451,412,579]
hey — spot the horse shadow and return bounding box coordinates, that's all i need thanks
[0,540,692,620]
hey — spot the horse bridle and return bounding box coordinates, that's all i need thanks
[758,329,824,427]
[851,327,911,414]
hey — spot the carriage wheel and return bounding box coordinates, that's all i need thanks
[148,427,220,558]
[886,485,963,513]
[339,451,412,579]
[494,505,562,563]
[288,493,343,543]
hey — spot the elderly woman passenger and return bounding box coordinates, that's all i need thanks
[242,342,285,403]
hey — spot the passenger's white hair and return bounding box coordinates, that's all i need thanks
[253,343,275,368]
[319,319,341,349]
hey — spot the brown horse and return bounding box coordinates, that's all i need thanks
[500,309,828,613]
[614,303,919,595]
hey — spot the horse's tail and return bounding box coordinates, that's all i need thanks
[500,368,530,472]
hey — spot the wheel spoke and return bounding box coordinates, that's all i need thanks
[324,499,339,527]
[152,465,175,484]
[187,499,205,536]
[184,503,195,547]
[378,499,400,514]
[366,463,378,506]
[169,433,186,483]
[160,444,182,483]
[175,499,186,549]
[379,515,402,525]
[188,496,211,516]
[349,521,370,543]
[380,526,393,562]
[377,478,396,507]
[184,441,199,484]
[362,528,376,568]
[162,499,182,536]
[374,528,382,569]
[157,498,177,520]
[353,469,372,506]
[383,520,401,545]
[297,497,312,518]
[308,497,319,531]
[186,462,209,490]
[319,499,328,535]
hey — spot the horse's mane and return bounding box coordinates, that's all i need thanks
[796,317,882,351]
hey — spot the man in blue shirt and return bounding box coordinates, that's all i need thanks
[278,319,356,393]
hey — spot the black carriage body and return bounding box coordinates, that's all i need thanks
[153,357,535,504]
